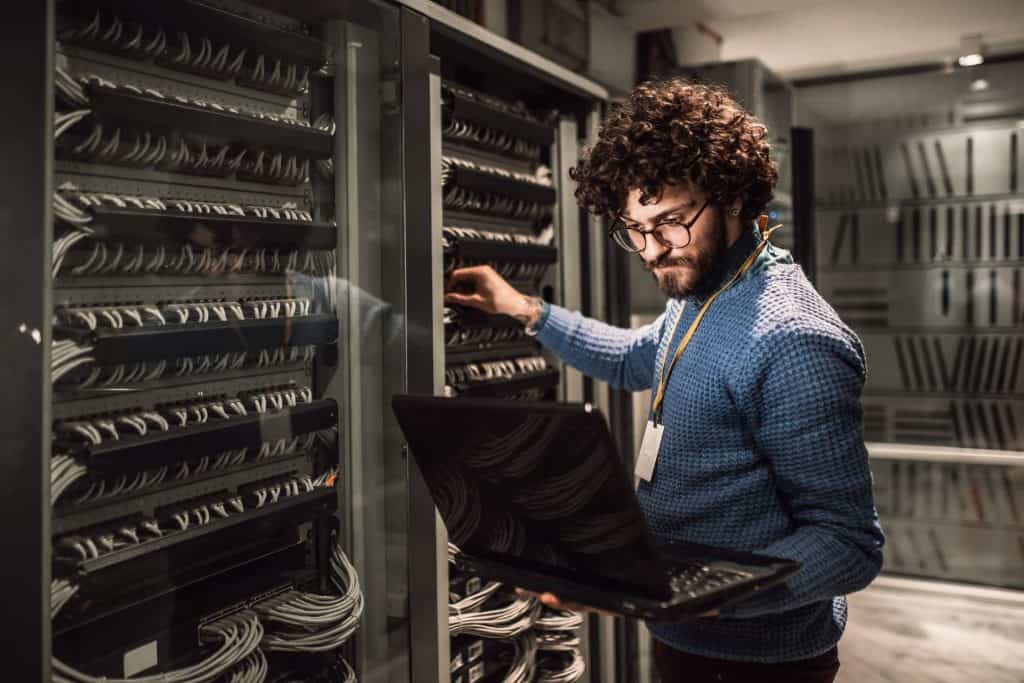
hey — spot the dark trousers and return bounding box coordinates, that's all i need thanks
[653,640,840,683]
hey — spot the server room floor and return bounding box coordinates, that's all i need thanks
[837,577,1024,683]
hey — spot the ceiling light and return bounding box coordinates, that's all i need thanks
[970,78,990,92]
[958,34,984,67]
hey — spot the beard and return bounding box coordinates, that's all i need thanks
[645,212,729,299]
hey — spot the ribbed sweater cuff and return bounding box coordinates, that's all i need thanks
[535,303,574,347]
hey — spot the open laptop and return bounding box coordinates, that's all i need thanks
[391,394,800,621]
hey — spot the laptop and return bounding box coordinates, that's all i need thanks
[391,395,801,621]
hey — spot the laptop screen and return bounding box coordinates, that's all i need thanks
[392,395,672,599]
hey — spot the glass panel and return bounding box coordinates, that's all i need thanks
[800,59,1024,588]
[316,5,410,681]
[871,458,1023,588]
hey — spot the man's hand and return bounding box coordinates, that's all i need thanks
[514,589,720,618]
[514,589,619,617]
[445,266,541,327]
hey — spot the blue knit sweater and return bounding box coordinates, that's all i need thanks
[535,227,885,663]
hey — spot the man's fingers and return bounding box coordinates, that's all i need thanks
[445,266,487,288]
[514,588,620,617]
[538,592,562,608]
[444,292,487,308]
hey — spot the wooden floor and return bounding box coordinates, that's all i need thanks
[837,577,1024,683]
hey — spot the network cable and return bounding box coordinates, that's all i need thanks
[258,540,363,653]
[51,580,263,683]
[448,592,539,638]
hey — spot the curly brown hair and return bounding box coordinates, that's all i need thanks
[570,78,777,221]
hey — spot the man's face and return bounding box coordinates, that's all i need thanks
[620,184,726,299]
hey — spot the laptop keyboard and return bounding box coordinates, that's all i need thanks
[669,564,756,598]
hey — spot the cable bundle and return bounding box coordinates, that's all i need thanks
[50,341,316,389]
[533,608,585,683]
[52,188,331,281]
[442,157,554,222]
[53,74,321,185]
[443,225,552,246]
[501,632,539,683]
[313,114,337,179]
[442,226,554,281]
[55,236,333,280]
[237,151,311,186]
[57,297,314,330]
[442,114,541,161]
[56,472,321,563]
[448,592,539,639]
[442,156,552,189]
[442,83,541,121]
[257,542,363,653]
[53,384,322,506]
[51,578,264,683]
[225,648,268,683]
[59,15,313,95]
[443,307,531,348]
[67,190,316,221]
[52,339,96,385]
[445,356,548,385]
[444,355,552,398]
[535,650,585,683]
[448,543,503,615]
[441,80,545,160]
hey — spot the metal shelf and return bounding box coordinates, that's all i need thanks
[446,165,556,205]
[53,453,310,535]
[57,399,337,473]
[445,236,557,265]
[443,85,554,147]
[867,441,1024,466]
[445,341,541,365]
[55,314,338,364]
[85,85,333,157]
[67,0,329,65]
[452,368,560,397]
[816,192,1024,210]
[446,306,522,330]
[56,488,335,577]
[69,205,336,251]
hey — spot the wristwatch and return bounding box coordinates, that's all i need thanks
[519,296,548,336]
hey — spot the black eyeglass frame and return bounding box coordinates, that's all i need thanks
[607,200,710,253]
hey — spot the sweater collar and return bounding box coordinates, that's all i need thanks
[684,223,760,306]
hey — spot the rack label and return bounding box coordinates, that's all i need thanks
[123,640,158,677]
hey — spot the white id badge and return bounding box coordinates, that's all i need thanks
[634,420,664,482]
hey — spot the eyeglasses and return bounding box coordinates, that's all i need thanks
[608,201,709,253]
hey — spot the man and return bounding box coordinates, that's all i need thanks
[445,79,884,683]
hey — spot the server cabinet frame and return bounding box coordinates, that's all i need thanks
[2,3,53,681]
[18,1,413,679]
[391,3,610,683]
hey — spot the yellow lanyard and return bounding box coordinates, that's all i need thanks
[651,219,781,425]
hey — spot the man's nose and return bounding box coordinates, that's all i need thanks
[640,232,670,265]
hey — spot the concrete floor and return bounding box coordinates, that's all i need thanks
[837,577,1024,683]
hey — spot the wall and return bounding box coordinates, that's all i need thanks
[715,0,1024,79]
[671,22,722,65]
[588,1,636,96]
[481,0,508,37]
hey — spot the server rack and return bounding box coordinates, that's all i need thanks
[385,3,611,683]
[7,2,612,681]
[9,1,415,680]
